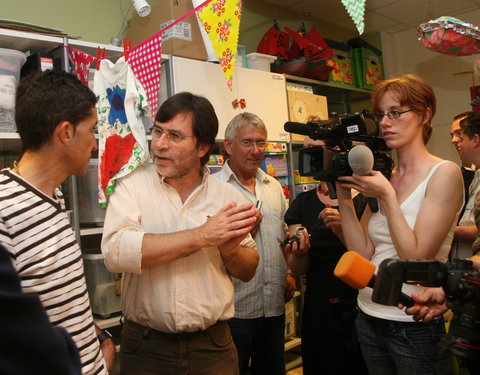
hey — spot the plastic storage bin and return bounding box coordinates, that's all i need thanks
[324,39,355,87]
[83,254,121,317]
[0,48,27,132]
[246,52,277,71]
[77,159,106,225]
[348,38,384,90]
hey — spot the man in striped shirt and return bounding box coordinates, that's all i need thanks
[0,70,114,374]
[214,112,299,375]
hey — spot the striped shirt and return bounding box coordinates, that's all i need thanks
[0,169,107,375]
[213,162,288,318]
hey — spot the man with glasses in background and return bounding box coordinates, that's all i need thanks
[214,112,297,375]
[449,111,479,260]
[102,92,259,375]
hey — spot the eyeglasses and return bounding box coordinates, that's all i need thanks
[150,124,194,144]
[375,109,413,121]
[238,140,268,149]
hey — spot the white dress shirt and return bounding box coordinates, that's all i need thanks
[101,163,256,332]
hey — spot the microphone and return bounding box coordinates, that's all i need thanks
[348,145,374,175]
[334,251,415,307]
[348,145,379,213]
[284,121,335,137]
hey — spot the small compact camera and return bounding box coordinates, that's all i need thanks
[283,226,307,246]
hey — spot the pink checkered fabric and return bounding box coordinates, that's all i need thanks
[67,47,95,85]
[128,35,163,117]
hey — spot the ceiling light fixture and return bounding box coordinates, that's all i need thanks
[132,0,151,17]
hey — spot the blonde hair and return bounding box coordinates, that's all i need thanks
[372,74,435,144]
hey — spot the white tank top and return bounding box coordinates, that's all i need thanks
[358,160,460,321]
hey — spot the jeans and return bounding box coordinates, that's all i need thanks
[356,310,450,375]
[228,315,285,375]
[120,319,238,375]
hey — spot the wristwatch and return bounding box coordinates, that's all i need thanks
[97,329,112,344]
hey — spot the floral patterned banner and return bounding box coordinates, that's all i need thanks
[197,0,242,90]
[66,46,95,85]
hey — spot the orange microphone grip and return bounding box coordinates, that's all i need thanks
[334,251,376,289]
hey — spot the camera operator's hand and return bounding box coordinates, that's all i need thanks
[403,287,449,323]
[338,170,394,203]
[469,254,480,270]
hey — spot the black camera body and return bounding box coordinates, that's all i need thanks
[283,226,307,246]
[374,258,480,364]
[284,111,394,186]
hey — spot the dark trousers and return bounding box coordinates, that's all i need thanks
[120,318,239,375]
[228,315,285,375]
[301,293,367,375]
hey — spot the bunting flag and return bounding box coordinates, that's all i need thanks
[67,46,96,85]
[128,34,163,117]
[341,0,365,35]
[197,0,242,90]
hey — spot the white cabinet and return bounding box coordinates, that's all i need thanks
[164,56,290,141]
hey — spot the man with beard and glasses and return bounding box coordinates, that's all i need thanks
[102,92,259,375]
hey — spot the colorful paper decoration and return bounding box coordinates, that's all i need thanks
[67,46,96,85]
[128,34,163,118]
[197,0,242,90]
[341,0,365,35]
[417,17,480,56]
[257,20,289,60]
[94,57,150,207]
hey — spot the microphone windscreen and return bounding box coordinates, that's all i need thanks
[334,251,376,289]
[284,121,312,136]
[348,145,374,175]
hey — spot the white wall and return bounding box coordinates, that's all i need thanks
[381,9,480,166]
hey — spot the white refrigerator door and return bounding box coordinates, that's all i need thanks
[168,56,289,141]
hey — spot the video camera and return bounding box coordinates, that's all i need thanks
[284,111,394,196]
[374,258,480,364]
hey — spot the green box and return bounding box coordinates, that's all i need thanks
[351,47,384,90]
[327,48,355,87]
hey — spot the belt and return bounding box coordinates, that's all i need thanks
[123,318,227,339]
[359,309,444,327]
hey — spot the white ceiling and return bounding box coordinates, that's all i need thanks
[261,0,480,34]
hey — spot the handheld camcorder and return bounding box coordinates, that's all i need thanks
[284,111,394,191]
[374,258,480,364]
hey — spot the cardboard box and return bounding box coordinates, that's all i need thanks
[127,0,207,61]
[287,90,329,142]
[324,40,355,87]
